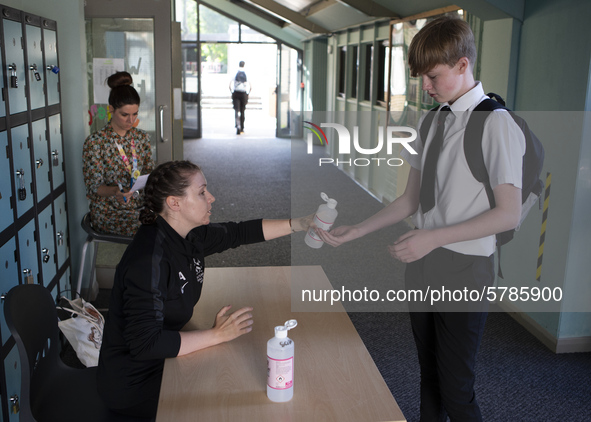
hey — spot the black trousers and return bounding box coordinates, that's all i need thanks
[232,91,248,131]
[405,248,494,422]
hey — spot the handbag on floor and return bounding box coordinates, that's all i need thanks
[57,297,104,367]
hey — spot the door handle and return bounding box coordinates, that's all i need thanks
[159,105,168,142]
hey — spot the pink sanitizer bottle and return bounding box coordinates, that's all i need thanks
[305,192,338,249]
[267,319,298,402]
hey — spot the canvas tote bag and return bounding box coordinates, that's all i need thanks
[57,297,104,367]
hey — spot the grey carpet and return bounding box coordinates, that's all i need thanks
[183,130,591,422]
[66,123,590,421]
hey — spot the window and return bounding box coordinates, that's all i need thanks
[350,45,358,99]
[376,41,388,105]
[362,44,373,102]
[337,46,346,98]
[198,5,238,42]
[241,24,275,43]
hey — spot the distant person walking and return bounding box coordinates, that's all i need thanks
[229,61,251,135]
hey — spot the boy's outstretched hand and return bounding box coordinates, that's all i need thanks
[316,225,362,247]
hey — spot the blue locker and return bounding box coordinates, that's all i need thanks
[58,267,71,300]
[43,29,60,106]
[54,192,68,270]
[0,35,5,119]
[17,219,38,286]
[0,131,12,233]
[3,19,27,115]
[0,9,68,419]
[31,118,50,202]
[48,114,64,189]
[10,124,33,219]
[0,238,18,346]
[4,345,21,422]
[25,24,45,110]
[38,204,56,286]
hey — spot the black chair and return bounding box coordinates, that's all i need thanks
[3,284,151,422]
[76,212,133,298]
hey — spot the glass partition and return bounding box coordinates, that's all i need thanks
[85,18,156,157]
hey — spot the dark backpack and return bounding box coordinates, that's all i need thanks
[420,93,545,277]
[235,70,247,83]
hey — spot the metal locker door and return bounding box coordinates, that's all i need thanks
[0,238,18,346]
[32,118,50,201]
[48,114,63,189]
[17,219,38,286]
[54,192,69,270]
[58,267,71,300]
[3,345,21,421]
[3,18,27,115]
[0,35,5,118]
[0,131,12,233]
[43,28,60,106]
[10,124,33,218]
[38,204,56,286]
[25,23,45,110]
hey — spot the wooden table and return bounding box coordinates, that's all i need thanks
[156,266,406,422]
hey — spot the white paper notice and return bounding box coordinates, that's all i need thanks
[93,58,125,104]
[174,88,182,120]
[131,175,149,193]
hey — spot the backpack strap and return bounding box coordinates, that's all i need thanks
[465,95,509,278]
[465,98,507,209]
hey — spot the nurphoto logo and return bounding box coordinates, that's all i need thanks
[304,122,418,167]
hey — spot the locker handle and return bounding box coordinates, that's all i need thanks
[8,63,17,88]
[42,248,51,263]
[23,269,34,284]
[10,395,19,414]
[30,64,41,82]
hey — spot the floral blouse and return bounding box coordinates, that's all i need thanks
[83,123,154,236]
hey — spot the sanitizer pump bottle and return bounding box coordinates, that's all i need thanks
[305,192,338,249]
[267,319,297,402]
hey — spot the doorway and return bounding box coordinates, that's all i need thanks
[176,0,303,140]
[84,0,175,163]
[200,43,277,139]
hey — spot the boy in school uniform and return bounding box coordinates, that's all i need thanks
[318,16,525,421]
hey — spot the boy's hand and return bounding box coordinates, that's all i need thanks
[316,225,361,247]
[389,229,437,263]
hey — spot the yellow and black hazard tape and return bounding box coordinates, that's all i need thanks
[536,172,552,281]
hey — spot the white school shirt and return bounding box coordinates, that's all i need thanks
[401,82,525,257]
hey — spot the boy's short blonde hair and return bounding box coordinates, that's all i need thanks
[408,15,476,77]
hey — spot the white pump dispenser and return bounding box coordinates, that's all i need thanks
[305,192,338,249]
[267,319,297,402]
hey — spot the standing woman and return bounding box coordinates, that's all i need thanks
[96,160,311,420]
[83,71,154,236]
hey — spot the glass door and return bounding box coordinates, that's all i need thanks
[84,0,174,163]
[276,44,303,138]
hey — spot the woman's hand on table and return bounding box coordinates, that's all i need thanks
[212,305,254,343]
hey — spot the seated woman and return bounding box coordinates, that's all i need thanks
[96,160,312,420]
[83,71,154,236]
